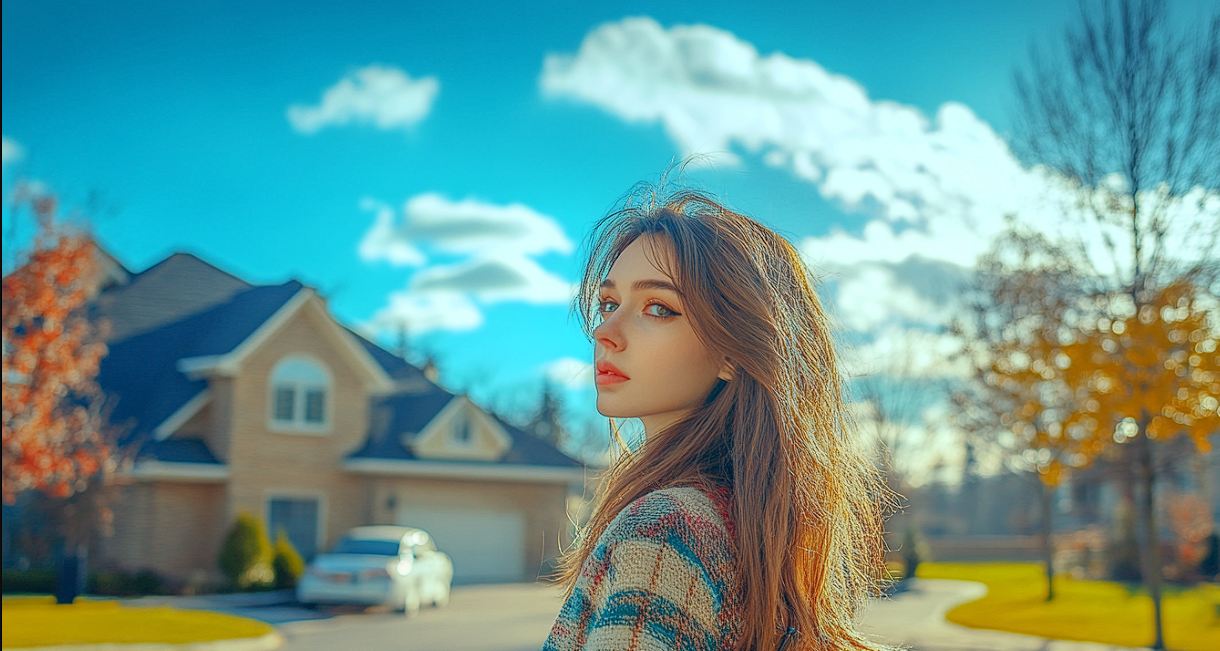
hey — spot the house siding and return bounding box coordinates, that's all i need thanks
[104,482,224,582]
[224,303,370,553]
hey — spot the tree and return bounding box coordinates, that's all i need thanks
[955,224,1099,601]
[2,188,112,505]
[1013,1,1219,644]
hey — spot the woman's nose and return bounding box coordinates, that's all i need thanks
[593,316,624,352]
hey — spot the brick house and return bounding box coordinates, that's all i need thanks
[86,251,585,586]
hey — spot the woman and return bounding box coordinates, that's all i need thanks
[543,185,897,651]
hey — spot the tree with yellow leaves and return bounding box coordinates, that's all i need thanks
[957,223,1101,601]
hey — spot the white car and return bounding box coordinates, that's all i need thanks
[296,525,453,615]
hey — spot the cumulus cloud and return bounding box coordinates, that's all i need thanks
[288,65,439,134]
[2,136,25,168]
[410,254,575,304]
[541,17,1071,270]
[543,357,595,388]
[367,290,483,335]
[360,193,576,335]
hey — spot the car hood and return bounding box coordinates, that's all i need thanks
[309,554,399,572]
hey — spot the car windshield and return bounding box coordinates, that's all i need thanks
[330,538,400,556]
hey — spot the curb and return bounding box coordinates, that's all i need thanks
[2,631,283,651]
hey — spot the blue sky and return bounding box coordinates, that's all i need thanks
[5,1,1213,471]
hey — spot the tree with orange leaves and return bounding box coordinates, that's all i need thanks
[2,187,112,506]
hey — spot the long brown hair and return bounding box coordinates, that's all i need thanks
[556,183,899,651]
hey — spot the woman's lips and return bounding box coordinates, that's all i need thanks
[595,361,629,385]
[596,371,629,385]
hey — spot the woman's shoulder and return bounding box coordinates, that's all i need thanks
[601,484,736,552]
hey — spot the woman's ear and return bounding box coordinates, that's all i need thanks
[717,359,735,382]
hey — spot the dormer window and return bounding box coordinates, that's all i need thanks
[268,355,332,433]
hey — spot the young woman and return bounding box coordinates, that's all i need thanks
[542,186,897,651]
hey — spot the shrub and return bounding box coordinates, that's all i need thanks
[272,529,305,590]
[217,512,273,591]
[87,570,164,597]
[901,525,931,579]
[2,568,56,594]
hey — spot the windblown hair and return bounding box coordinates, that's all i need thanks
[556,184,899,651]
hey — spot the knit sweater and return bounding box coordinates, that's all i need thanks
[543,485,742,651]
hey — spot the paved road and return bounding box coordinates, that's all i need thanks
[277,583,563,651]
[134,579,1150,651]
[860,579,1149,651]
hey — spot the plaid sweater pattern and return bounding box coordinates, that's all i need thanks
[543,485,742,651]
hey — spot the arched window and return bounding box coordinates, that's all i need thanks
[268,355,332,432]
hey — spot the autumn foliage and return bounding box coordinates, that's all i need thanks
[2,192,111,504]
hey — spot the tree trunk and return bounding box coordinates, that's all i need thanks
[1135,418,1165,650]
[1041,480,1055,601]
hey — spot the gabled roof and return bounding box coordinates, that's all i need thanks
[91,252,252,344]
[350,389,582,469]
[99,279,304,447]
[94,250,582,473]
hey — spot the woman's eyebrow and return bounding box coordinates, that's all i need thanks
[600,278,681,294]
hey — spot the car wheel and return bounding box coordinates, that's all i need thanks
[432,581,449,608]
[402,586,421,617]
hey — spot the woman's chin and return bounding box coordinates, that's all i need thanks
[595,397,635,418]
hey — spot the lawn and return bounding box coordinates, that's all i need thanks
[1,596,276,648]
[917,562,1220,651]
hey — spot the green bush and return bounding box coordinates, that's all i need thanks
[217,512,273,591]
[901,525,931,579]
[2,568,56,594]
[88,570,164,597]
[272,529,305,590]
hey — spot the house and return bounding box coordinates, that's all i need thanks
[86,251,586,586]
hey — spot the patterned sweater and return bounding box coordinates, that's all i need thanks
[543,485,742,651]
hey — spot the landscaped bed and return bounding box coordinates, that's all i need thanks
[917,562,1220,651]
[1,596,276,649]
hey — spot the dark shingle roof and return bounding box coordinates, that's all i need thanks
[349,392,583,468]
[139,438,221,464]
[91,252,252,344]
[99,279,303,451]
[91,249,581,471]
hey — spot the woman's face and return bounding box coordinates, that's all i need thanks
[593,234,731,437]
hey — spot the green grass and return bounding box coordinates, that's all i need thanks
[2,596,275,648]
[917,562,1220,651]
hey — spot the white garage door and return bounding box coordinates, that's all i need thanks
[396,506,525,584]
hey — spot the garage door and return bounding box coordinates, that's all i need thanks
[396,506,525,584]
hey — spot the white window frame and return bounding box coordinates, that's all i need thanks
[266,354,333,435]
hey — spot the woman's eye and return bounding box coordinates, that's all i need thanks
[597,300,618,315]
[645,303,677,318]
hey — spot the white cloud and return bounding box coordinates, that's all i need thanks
[288,65,439,134]
[358,198,427,266]
[367,290,483,335]
[540,17,1072,271]
[833,263,947,331]
[543,357,595,388]
[360,193,576,335]
[2,136,25,168]
[410,253,575,304]
[358,193,574,267]
[842,326,968,380]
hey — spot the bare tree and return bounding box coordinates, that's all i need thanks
[1013,1,1220,646]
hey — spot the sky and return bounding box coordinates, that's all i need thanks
[5,1,1215,478]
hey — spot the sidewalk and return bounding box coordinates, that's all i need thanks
[859,578,1151,651]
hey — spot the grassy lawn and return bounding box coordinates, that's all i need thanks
[2,596,275,648]
[917,562,1220,651]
